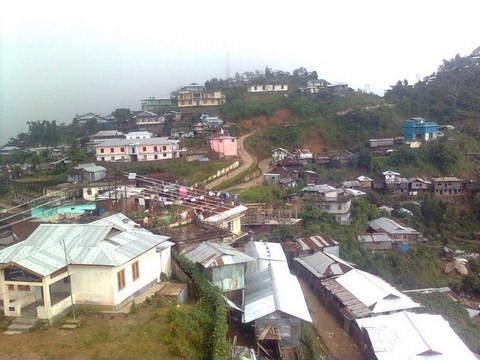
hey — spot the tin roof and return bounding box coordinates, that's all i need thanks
[356,312,476,360]
[322,269,420,318]
[357,233,393,243]
[0,213,171,276]
[368,217,419,235]
[294,252,353,279]
[296,235,338,251]
[182,242,254,268]
[244,241,288,276]
[204,205,248,225]
[243,262,312,323]
[94,137,178,147]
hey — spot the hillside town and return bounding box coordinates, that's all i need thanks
[1,68,480,360]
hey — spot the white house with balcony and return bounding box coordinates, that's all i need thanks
[0,213,173,321]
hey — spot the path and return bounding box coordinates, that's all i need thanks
[205,133,257,190]
[300,280,362,360]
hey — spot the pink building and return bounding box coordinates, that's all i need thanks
[209,135,237,157]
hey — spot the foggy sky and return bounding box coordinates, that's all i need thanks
[1,0,479,146]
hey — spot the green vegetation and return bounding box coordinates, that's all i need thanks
[166,252,228,360]
[409,292,480,353]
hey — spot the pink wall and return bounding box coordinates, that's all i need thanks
[210,137,237,156]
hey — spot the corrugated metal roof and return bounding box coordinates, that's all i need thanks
[204,205,248,225]
[182,242,254,268]
[0,213,171,276]
[368,217,419,235]
[356,312,477,360]
[357,234,392,243]
[323,269,420,317]
[243,262,312,323]
[294,252,353,279]
[296,235,338,250]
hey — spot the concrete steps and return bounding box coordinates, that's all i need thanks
[60,317,83,330]
[6,317,38,334]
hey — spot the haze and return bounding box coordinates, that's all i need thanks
[1,0,479,146]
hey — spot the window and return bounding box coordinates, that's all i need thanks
[18,285,30,291]
[111,156,115,161]
[162,146,167,151]
[120,147,125,152]
[142,146,147,151]
[117,269,126,291]
[131,147,136,153]
[132,261,140,281]
[154,146,158,151]
[100,148,105,153]
[110,148,114,153]
[87,189,92,195]
[101,157,105,161]
[143,155,147,160]
[163,153,167,157]
[7,284,14,291]
[154,155,158,160]
[337,204,342,210]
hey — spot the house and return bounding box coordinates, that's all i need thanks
[209,135,237,157]
[382,170,401,184]
[140,98,173,114]
[328,149,355,167]
[247,84,288,93]
[0,146,20,157]
[203,205,248,237]
[263,166,298,188]
[357,175,373,189]
[133,111,165,133]
[292,252,353,294]
[357,233,393,251]
[125,131,153,140]
[181,241,253,295]
[306,79,325,88]
[0,213,173,320]
[177,84,226,108]
[283,234,339,259]
[201,115,224,129]
[170,128,194,139]
[327,83,349,93]
[314,155,331,167]
[243,242,312,358]
[294,148,314,161]
[388,176,409,195]
[301,184,352,224]
[431,177,464,196]
[356,312,476,360]
[368,217,422,242]
[369,138,395,156]
[67,163,107,183]
[403,117,438,142]
[317,269,421,333]
[271,147,289,165]
[95,138,182,162]
[408,177,431,195]
[342,180,362,190]
[73,113,110,126]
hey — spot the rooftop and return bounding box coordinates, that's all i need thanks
[182,241,254,268]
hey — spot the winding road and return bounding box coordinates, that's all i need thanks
[205,133,271,190]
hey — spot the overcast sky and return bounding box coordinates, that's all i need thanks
[1,0,479,146]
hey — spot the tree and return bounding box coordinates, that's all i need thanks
[112,108,132,123]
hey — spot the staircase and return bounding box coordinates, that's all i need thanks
[5,317,38,334]
[60,317,82,330]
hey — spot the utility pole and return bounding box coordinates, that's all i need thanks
[62,239,75,320]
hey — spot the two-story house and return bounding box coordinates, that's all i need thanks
[408,177,431,195]
[177,83,226,108]
[368,217,422,242]
[133,111,165,133]
[301,184,352,224]
[209,135,237,157]
[403,117,438,142]
[431,177,464,196]
[95,138,181,162]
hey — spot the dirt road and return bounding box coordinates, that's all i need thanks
[205,133,258,190]
[300,280,362,360]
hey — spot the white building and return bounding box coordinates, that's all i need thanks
[357,311,477,359]
[247,84,288,93]
[125,131,154,139]
[0,213,173,320]
[94,138,182,162]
